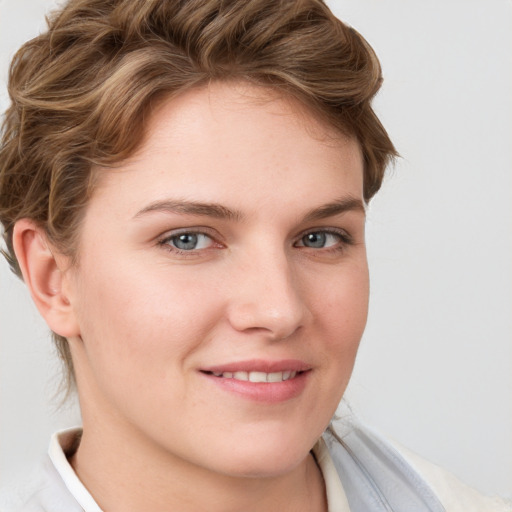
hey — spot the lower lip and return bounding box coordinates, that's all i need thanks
[201,371,309,403]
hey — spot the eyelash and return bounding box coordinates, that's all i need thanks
[157,228,220,256]
[294,228,354,253]
[157,227,354,256]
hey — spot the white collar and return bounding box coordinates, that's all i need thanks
[49,428,349,512]
[49,428,103,512]
[312,436,351,512]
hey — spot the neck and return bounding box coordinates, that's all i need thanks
[70,418,327,512]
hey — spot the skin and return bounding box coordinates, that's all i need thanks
[14,82,369,512]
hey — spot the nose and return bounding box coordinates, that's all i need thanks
[226,249,309,340]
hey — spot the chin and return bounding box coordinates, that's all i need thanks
[201,429,318,479]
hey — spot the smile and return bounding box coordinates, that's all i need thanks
[207,370,300,382]
[200,360,311,403]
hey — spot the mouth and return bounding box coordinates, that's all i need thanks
[199,360,311,403]
[201,370,305,382]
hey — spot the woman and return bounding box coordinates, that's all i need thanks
[0,0,509,511]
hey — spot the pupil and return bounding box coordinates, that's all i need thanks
[305,232,326,248]
[174,233,197,250]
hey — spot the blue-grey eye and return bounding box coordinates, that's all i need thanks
[170,233,212,251]
[299,232,340,249]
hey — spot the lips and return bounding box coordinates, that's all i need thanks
[200,359,311,403]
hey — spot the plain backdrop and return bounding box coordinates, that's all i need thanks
[1,0,511,500]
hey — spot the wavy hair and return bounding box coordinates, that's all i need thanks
[0,0,397,391]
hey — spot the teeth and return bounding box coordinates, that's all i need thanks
[249,371,268,383]
[267,372,283,383]
[211,370,300,382]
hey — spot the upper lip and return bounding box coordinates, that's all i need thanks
[201,359,312,374]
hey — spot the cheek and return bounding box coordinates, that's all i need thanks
[71,257,222,379]
[311,263,369,370]
[315,261,369,330]
[69,266,222,423]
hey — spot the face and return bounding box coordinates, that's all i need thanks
[65,82,368,478]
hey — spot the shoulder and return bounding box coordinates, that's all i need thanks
[324,420,511,512]
[0,460,48,512]
[0,456,84,512]
[0,428,93,512]
[388,439,512,512]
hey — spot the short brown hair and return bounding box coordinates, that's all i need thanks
[0,0,397,390]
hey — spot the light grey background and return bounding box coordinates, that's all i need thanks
[1,0,511,499]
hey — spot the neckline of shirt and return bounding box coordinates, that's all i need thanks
[49,427,350,512]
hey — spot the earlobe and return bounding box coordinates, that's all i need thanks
[12,219,80,338]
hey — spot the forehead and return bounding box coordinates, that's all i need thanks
[143,81,355,153]
[89,82,364,214]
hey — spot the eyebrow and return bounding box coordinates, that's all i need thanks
[133,196,365,222]
[301,196,366,222]
[134,200,243,221]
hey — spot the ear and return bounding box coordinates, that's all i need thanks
[12,219,80,338]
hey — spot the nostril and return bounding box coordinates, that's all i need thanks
[226,301,306,340]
